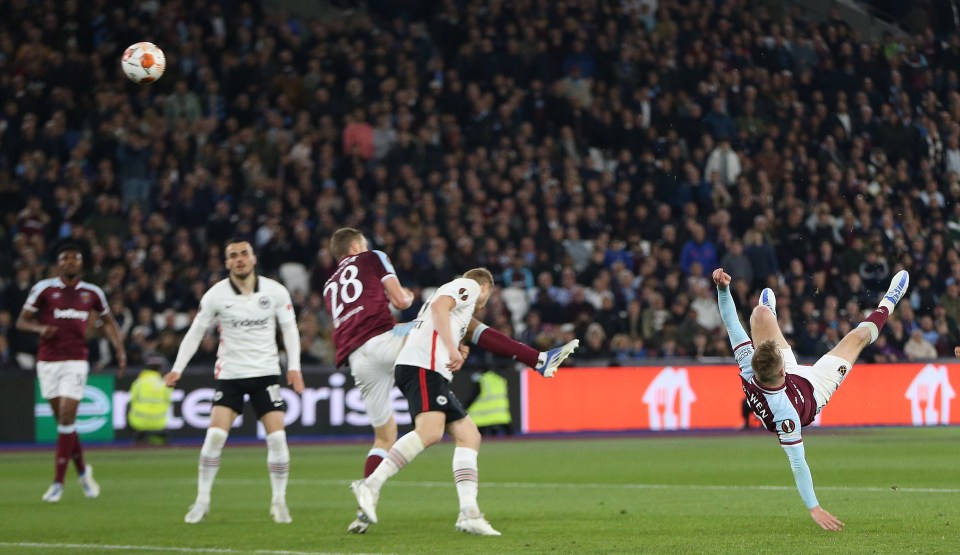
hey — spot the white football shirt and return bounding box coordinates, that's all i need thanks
[395,277,480,381]
[172,276,297,380]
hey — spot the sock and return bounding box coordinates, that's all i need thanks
[54,424,77,484]
[453,447,480,517]
[266,431,290,505]
[367,432,425,492]
[856,306,890,344]
[471,324,540,367]
[197,427,228,505]
[364,448,389,478]
[72,432,86,475]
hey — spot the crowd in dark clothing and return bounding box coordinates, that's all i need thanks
[1,0,960,372]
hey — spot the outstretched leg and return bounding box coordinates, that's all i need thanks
[830,270,909,363]
[749,288,789,349]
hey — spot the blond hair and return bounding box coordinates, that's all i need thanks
[751,340,784,384]
[330,228,364,260]
[463,267,494,286]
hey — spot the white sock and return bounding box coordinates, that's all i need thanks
[857,321,879,343]
[266,431,290,505]
[453,447,480,517]
[197,427,228,505]
[879,298,895,313]
[367,432,424,492]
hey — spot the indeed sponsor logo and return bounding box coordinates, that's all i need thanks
[224,317,270,328]
[53,308,90,321]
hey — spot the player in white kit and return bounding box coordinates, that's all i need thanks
[165,239,304,524]
[351,268,579,536]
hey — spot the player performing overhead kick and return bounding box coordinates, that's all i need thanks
[713,266,909,531]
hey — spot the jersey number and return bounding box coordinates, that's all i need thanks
[324,265,364,319]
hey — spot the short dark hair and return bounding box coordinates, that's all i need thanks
[224,238,254,254]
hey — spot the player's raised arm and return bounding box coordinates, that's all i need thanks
[165,296,217,387]
[713,268,753,376]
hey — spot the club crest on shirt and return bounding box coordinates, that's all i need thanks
[458,288,469,301]
[80,291,92,304]
[838,365,848,377]
[780,420,796,433]
[436,395,448,406]
[259,296,271,310]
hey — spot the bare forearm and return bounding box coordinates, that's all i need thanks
[431,303,457,351]
[15,314,45,334]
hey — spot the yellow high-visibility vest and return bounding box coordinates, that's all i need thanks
[128,369,172,432]
[467,371,511,427]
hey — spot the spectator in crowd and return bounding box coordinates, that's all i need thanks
[1,0,958,371]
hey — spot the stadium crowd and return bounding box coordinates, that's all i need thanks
[1,0,960,372]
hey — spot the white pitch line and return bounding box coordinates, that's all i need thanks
[0,543,390,555]
[188,478,958,494]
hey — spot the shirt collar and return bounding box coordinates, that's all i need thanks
[228,275,259,295]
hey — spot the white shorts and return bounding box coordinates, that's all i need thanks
[348,326,407,427]
[37,360,90,401]
[780,347,853,413]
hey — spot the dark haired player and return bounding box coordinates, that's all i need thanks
[16,243,127,502]
[165,239,304,524]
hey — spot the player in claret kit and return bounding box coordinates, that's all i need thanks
[713,266,910,531]
[326,228,578,533]
[350,267,579,536]
[165,239,304,524]
[324,228,416,533]
[16,242,127,503]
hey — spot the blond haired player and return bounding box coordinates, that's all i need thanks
[351,268,578,535]
[713,266,909,531]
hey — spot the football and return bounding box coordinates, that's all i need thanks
[121,42,166,84]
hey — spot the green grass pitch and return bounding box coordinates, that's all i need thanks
[0,427,957,554]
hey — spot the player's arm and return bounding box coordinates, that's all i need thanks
[16,307,57,338]
[373,250,414,310]
[165,297,216,387]
[276,288,304,393]
[100,312,128,376]
[431,296,464,371]
[713,268,754,377]
[383,276,415,310]
[779,427,844,531]
[15,285,57,338]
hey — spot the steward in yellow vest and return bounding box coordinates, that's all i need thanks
[467,370,512,435]
[129,355,172,445]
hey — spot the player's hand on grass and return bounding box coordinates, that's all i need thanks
[810,506,844,531]
[287,369,305,393]
[40,325,58,339]
[712,268,731,289]
[447,347,465,372]
[163,372,181,388]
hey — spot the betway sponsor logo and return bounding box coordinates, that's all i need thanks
[53,308,90,321]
